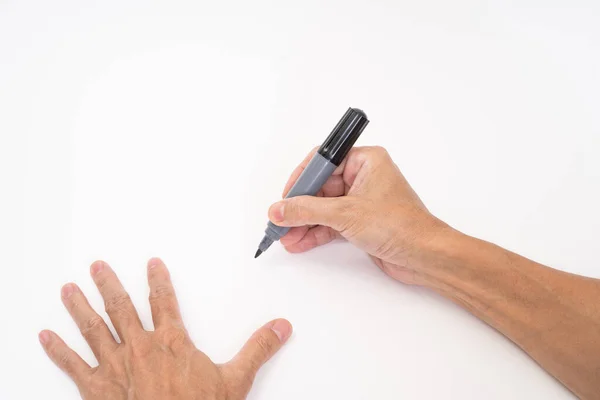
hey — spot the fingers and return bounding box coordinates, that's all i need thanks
[61,283,117,361]
[282,225,340,253]
[283,146,380,200]
[280,226,310,247]
[90,260,143,342]
[319,175,346,197]
[226,319,292,380]
[269,195,360,232]
[39,330,91,384]
[283,149,349,199]
[147,258,183,329]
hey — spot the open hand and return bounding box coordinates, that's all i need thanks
[39,258,292,400]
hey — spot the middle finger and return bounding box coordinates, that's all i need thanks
[91,260,144,342]
[61,282,118,360]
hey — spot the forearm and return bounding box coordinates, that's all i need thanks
[272,145,599,396]
[421,230,600,399]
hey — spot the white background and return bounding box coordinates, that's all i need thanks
[1,0,599,399]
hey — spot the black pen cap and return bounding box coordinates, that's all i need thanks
[318,107,369,166]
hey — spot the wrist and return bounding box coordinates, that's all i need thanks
[413,226,513,319]
[409,224,473,290]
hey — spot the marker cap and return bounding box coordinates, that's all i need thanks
[318,107,369,166]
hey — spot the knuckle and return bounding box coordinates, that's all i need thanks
[255,334,274,355]
[363,146,390,164]
[154,301,180,320]
[96,276,111,292]
[129,333,153,357]
[289,199,310,222]
[284,200,299,219]
[80,315,105,337]
[244,333,276,372]
[337,199,367,235]
[57,351,72,371]
[157,327,188,350]
[371,145,388,156]
[104,293,131,314]
[149,284,174,301]
[317,226,336,243]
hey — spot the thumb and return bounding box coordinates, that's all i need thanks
[224,319,292,382]
[268,195,356,231]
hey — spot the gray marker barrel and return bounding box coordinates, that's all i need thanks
[257,152,337,252]
[255,107,369,257]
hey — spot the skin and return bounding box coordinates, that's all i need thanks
[41,145,599,399]
[269,146,600,400]
[39,258,292,399]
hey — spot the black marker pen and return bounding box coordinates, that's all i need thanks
[255,107,369,258]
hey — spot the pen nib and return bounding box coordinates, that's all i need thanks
[254,249,263,259]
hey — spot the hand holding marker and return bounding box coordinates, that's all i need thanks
[255,108,369,258]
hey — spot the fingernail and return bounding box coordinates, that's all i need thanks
[39,331,51,345]
[91,261,105,276]
[148,257,162,270]
[270,202,285,223]
[61,283,75,299]
[271,319,292,344]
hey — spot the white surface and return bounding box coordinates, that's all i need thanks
[2,1,599,399]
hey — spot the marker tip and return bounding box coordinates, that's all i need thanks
[254,249,263,259]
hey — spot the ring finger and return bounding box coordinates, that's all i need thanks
[61,283,118,360]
